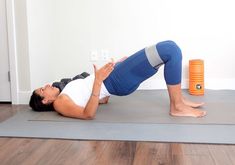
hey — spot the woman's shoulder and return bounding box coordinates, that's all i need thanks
[53,93,87,119]
[56,93,71,102]
[54,94,71,108]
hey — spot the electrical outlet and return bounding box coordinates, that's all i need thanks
[90,51,98,61]
[101,49,110,61]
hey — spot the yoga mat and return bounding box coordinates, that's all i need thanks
[31,90,235,124]
[0,90,235,144]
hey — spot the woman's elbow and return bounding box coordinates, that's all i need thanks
[84,115,95,120]
[83,113,95,120]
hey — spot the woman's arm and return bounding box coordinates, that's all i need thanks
[54,94,89,119]
[82,77,102,118]
[54,62,114,119]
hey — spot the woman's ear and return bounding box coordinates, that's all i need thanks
[42,99,48,104]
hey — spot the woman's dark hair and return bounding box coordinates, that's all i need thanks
[29,91,55,112]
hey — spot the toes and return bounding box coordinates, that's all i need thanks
[182,98,205,108]
[198,102,205,107]
[202,111,207,116]
[197,111,207,118]
[192,102,205,108]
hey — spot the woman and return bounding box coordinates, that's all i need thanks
[30,40,206,119]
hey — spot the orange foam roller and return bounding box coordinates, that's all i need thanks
[189,59,204,95]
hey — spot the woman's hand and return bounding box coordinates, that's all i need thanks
[116,56,128,64]
[99,96,110,104]
[93,61,115,83]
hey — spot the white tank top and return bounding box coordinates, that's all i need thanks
[60,74,111,108]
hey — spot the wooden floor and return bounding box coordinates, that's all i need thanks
[0,104,235,165]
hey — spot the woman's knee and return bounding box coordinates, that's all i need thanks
[156,40,182,63]
[168,40,182,62]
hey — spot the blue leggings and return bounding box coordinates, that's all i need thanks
[103,40,182,96]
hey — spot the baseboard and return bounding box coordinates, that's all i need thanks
[138,78,188,90]
[17,78,235,104]
[204,78,235,90]
[138,78,235,90]
[17,91,32,105]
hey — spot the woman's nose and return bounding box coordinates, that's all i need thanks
[45,84,50,88]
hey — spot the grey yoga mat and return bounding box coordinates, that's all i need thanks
[1,90,235,144]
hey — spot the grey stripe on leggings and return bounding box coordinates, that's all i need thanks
[145,44,164,69]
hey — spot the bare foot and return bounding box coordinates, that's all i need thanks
[182,97,204,108]
[170,103,206,118]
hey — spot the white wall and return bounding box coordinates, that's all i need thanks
[25,0,235,97]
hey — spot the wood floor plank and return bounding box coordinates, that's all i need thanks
[181,143,212,156]
[208,144,233,165]
[63,141,136,165]
[133,142,171,165]
[0,137,12,148]
[0,138,25,163]
[224,145,235,164]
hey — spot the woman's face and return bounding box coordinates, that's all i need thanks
[35,84,60,104]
